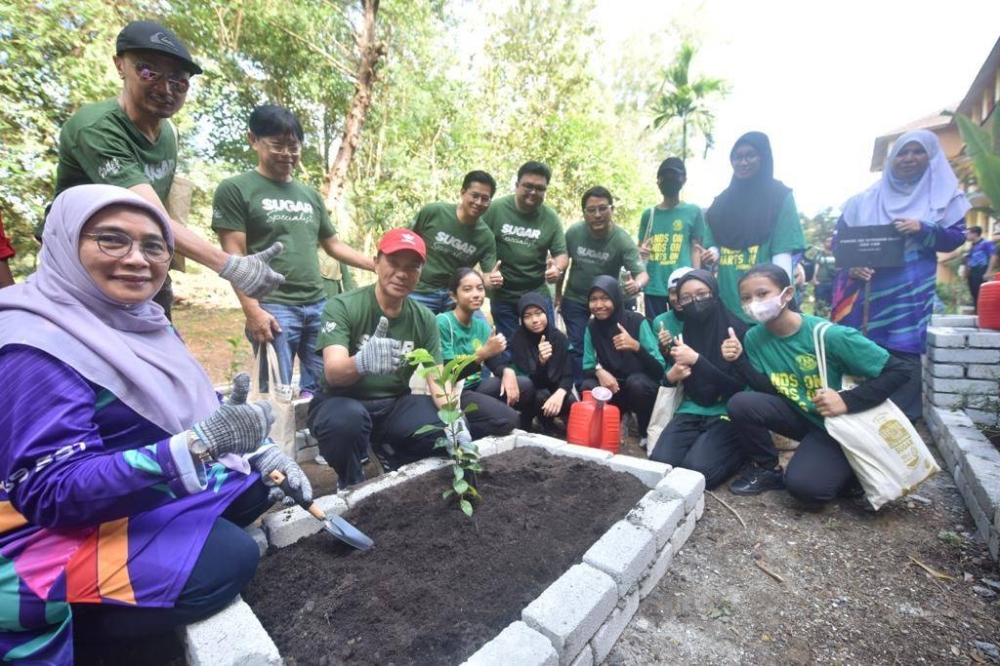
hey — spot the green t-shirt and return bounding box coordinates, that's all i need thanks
[482,195,567,303]
[49,99,177,235]
[411,202,497,293]
[316,284,441,399]
[703,192,806,323]
[582,319,665,379]
[563,223,644,305]
[744,314,889,429]
[651,311,730,417]
[212,171,335,305]
[637,203,705,297]
[436,311,491,384]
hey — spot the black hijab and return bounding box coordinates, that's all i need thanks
[673,270,749,406]
[586,275,649,378]
[705,131,792,249]
[509,292,570,387]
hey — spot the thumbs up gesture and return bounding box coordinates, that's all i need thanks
[355,316,403,375]
[656,320,673,349]
[623,270,640,296]
[721,326,743,362]
[669,332,699,366]
[613,322,640,352]
[488,260,504,288]
[481,326,507,358]
[538,334,553,364]
[544,255,561,283]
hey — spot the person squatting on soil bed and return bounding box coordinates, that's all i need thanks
[48,21,286,320]
[0,185,312,664]
[308,228,465,489]
[435,267,519,438]
[479,292,578,433]
[580,275,666,449]
[831,129,970,422]
[648,270,754,489]
[722,263,912,504]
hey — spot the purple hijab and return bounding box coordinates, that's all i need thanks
[0,185,219,434]
[841,129,970,229]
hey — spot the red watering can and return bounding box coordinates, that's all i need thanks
[567,387,621,453]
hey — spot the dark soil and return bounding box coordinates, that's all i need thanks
[245,447,648,665]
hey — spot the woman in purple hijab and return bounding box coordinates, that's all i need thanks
[0,185,308,663]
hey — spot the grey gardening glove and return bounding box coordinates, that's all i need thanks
[452,417,473,449]
[219,242,286,299]
[355,316,403,376]
[192,373,274,459]
[254,446,313,506]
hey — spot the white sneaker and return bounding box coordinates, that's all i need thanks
[314,454,328,466]
[639,437,649,453]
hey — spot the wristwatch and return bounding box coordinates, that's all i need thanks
[187,431,213,464]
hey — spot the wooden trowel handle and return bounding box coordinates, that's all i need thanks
[268,470,326,521]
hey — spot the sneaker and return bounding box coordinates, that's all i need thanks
[729,466,784,496]
[314,454,328,466]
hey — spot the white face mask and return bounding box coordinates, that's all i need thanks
[744,288,790,323]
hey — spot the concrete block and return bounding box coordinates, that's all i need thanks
[261,494,348,548]
[626,493,684,549]
[927,363,966,378]
[398,457,450,479]
[295,443,319,463]
[926,328,968,348]
[926,391,965,410]
[182,597,281,666]
[968,364,1000,380]
[343,470,410,508]
[926,376,997,394]
[569,644,594,666]
[245,524,268,558]
[669,510,698,553]
[990,527,1000,562]
[952,466,991,541]
[607,455,672,488]
[929,347,1000,364]
[590,590,640,663]
[582,521,657,597]
[962,456,1000,522]
[967,409,1000,425]
[639,543,675,599]
[952,429,998,459]
[969,332,1000,349]
[931,315,978,328]
[694,495,706,520]
[655,467,706,512]
[522,564,618,665]
[517,433,568,454]
[476,434,518,458]
[548,443,615,463]
[462,621,559,666]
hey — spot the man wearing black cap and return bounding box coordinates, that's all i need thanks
[53,21,284,317]
[637,157,706,320]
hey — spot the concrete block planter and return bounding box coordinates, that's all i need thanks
[186,433,706,664]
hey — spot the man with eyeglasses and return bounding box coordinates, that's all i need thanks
[559,186,648,385]
[481,161,568,339]
[637,157,707,320]
[409,170,501,314]
[212,105,374,400]
[52,21,284,320]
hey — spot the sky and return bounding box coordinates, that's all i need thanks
[593,0,1000,216]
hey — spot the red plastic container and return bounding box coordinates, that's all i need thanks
[567,388,621,453]
[978,276,1000,330]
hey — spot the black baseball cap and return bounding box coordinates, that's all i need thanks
[116,21,203,75]
[657,157,686,177]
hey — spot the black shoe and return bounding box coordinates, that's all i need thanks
[729,467,784,496]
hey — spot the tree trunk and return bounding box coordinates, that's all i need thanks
[324,0,384,216]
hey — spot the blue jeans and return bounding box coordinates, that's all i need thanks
[409,289,454,315]
[253,300,326,394]
[559,298,591,387]
[492,294,555,340]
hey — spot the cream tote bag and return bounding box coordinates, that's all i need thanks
[645,384,684,453]
[249,342,297,457]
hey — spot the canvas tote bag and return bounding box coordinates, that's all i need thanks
[813,322,938,510]
[249,342,297,457]
[645,383,684,452]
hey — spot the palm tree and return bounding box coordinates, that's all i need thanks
[650,42,728,160]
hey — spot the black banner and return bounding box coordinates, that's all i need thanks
[835,224,905,268]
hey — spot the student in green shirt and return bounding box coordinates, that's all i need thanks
[308,229,460,489]
[647,270,751,489]
[581,276,665,447]
[722,264,912,505]
[436,268,517,438]
[411,171,502,314]
[482,161,568,339]
[703,132,806,323]
[651,266,694,352]
[561,186,648,385]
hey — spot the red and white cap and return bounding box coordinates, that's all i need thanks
[377,227,426,260]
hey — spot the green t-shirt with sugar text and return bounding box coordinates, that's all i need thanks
[411,202,497,292]
[564,222,644,305]
[482,195,566,303]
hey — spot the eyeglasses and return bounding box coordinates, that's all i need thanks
[467,192,492,204]
[519,183,547,193]
[584,205,613,215]
[81,231,173,263]
[677,292,713,307]
[731,152,760,165]
[259,140,302,156]
[132,61,191,94]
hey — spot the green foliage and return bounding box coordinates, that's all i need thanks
[406,348,482,517]
[953,113,1000,217]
